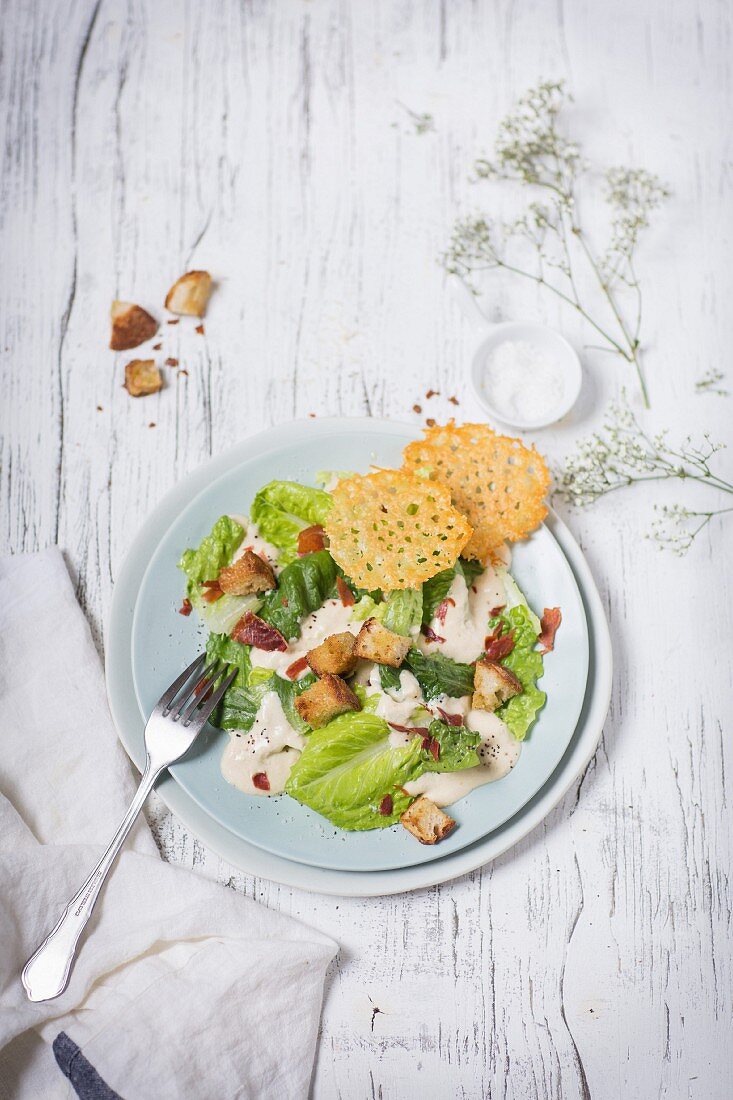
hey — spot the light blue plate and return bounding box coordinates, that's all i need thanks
[126,419,589,872]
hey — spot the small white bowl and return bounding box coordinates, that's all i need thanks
[470,321,582,430]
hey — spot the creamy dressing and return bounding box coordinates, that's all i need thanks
[368,670,425,733]
[404,708,521,806]
[220,692,305,796]
[249,598,360,677]
[418,566,507,663]
[229,517,280,570]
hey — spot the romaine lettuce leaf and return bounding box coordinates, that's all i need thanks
[272,670,317,734]
[205,633,265,731]
[381,588,422,635]
[377,589,422,690]
[423,719,481,772]
[204,634,317,734]
[259,550,338,640]
[421,569,455,624]
[421,559,484,623]
[403,648,475,701]
[179,516,244,602]
[250,481,332,563]
[285,712,481,830]
[487,603,546,740]
[285,713,420,829]
[200,593,262,635]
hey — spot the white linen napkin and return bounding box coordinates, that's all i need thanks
[0,549,337,1100]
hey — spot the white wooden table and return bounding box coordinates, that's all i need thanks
[3,1,731,1096]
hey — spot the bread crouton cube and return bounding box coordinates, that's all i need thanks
[164,270,212,317]
[473,658,522,712]
[353,618,411,667]
[400,796,456,844]
[294,674,361,729]
[124,359,163,397]
[306,632,358,677]
[110,300,158,350]
[218,550,276,595]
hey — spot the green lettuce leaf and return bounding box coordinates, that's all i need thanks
[285,713,481,831]
[457,558,484,588]
[423,719,481,773]
[381,588,422,635]
[179,516,244,603]
[378,664,403,692]
[404,648,475,701]
[272,671,318,734]
[285,713,420,829]
[204,634,317,734]
[421,569,455,624]
[250,481,332,564]
[259,550,338,640]
[487,603,546,740]
[377,589,422,691]
[200,593,262,635]
[421,559,484,623]
[205,633,265,731]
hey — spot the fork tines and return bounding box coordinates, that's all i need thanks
[157,654,237,727]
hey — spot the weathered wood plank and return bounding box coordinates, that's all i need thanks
[1,0,731,1097]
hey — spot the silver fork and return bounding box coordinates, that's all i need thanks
[21,654,237,1003]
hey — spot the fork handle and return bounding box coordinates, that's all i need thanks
[21,756,162,1002]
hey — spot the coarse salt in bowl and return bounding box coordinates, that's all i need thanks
[470,322,582,429]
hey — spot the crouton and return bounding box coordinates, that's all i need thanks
[123,359,163,397]
[110,301,158,350]
[400,796,456,844]
[164,270,212,317]
[294,674,361,729]
[473,658,522,712]
[218,550,276,595]
[306,632,358,677]
[353,618,411,667]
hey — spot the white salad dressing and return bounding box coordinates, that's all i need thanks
[368,670,425,733]
[228,517,280,570]
[249,598,360,677]
[404,708,521,806]
[419,565,507,663]
[221,691,305,796]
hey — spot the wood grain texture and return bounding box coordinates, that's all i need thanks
[1,1,731,1097]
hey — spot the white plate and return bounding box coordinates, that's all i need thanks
[106,417,612,896]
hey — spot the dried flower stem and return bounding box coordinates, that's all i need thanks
[557,392,732,553]
[443,81,669,407]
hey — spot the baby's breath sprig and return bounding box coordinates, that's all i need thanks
[556,393,732,553]
[443,80,669,408]
[695,368,729,396]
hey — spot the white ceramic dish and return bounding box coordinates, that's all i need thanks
[470,321,582,429]
[106,417,612,897]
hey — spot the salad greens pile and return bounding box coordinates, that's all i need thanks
[179,478,549,832]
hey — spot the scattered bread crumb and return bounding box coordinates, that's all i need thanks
[413,404,422,414]
[195,323,205,335]
[110,301,157,351]
[426,417,436,427]
[165,357,179,367]
[124,359,163,397]
[449,395,460,406]
[165,271,212,317]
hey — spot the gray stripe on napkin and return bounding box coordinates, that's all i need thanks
[52,1032,122,1100]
